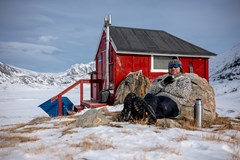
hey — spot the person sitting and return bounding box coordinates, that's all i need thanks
[119,57,192,124]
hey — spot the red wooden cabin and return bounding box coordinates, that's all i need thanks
[90,16,216,105]
[52,16,217,115]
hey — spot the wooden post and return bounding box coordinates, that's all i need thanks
[80,80,84,102]
[58,95,62,116]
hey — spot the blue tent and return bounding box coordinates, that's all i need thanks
[39,97,74,117]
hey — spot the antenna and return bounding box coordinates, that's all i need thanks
[104,15,112,27]
[108,15,111,25]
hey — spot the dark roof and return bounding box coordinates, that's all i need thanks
[109,26,217,57]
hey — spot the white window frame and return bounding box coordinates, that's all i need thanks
[151,55,171,72]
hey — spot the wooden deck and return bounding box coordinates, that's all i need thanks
[81,100,108,108]
[66,101,107,115]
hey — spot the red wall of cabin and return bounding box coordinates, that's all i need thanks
[114,54,151,89]
[180,57,209,81]
[114,54,209,92]
[92,31,106,100]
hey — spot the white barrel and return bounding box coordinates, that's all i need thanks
[194,99,203,128]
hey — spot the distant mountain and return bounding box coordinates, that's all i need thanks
[0,61,95,87]
[210,43,240,81]
[1,43,240,91]
[210,43,240,94]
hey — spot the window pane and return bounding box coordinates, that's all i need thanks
[153,56,172,69]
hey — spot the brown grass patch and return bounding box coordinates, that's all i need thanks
[132,118,148,125]
[61,126,77,136]
[53,119,76,127]
[202,133,239,145]
[80,134,114,151]
[13,126,53,133]
[0,123,28,132]
[143,144,181,155]
[203,132,240,160]
[165,116,240,131]
[27,116,51,125]
[121,128,136,135]
[70,143,80,148]
[109,123,123,128]
[230,144,240,160]
[23,143,46,154]
[174,133,188,142]
[0,122,56,134]
[24,144,74,160]
[0,135,39,148]
[181,120,197,130]
[212,116,240,131]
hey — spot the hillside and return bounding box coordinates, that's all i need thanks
[0,62,95,87]
[210,43,240,95]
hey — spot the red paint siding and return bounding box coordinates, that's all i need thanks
[90,72,97,100]
[94,31,106,97]
[193,58,205,79]
[114,54,150,89]
[180,57,192,73]
[180,57,209,81]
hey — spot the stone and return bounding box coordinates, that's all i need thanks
[114,70,150,105]
[75,109,111,128]
[114,72,216,126]
[179,73,216,123]
[156,118,182,128]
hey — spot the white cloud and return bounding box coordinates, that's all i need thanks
[34,15,55,24]
[38,35,59,43]
[0,41,59,55]
[0,41,64,72]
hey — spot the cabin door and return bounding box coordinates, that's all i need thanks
[180,57,207,80]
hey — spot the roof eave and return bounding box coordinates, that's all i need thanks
[116,50,217,58]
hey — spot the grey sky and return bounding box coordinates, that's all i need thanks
[0,0,239,72]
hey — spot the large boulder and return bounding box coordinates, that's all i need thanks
[114,70,150,105]
[75,109,111,128]
[179,73,216,124]
[114,71,216,125]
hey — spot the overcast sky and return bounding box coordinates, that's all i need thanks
[0,0,239,72]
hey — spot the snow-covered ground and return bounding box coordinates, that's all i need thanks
[0,43,240,160]
[211,80,240,118]
[0,83,239,160]
[0,84,91,126]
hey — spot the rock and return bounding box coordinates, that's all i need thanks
[179,73,216,123]
[114,70,150,105]
[156,118,182,128]
[75,109,111,128]
[114,72,216,126]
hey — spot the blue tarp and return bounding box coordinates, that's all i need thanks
[39,97,74,117]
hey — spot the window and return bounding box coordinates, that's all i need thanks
[98,54,102,61]
[151,55,172,72]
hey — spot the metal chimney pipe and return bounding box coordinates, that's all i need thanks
[104,15,111,90]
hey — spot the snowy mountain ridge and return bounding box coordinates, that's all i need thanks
[0,61,95,87]
[1,43,240,91]
[210,43,240,81]
[210,43,240,95]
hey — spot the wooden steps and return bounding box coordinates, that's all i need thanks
[66,100,108,115]
[66,105,85,115]
[81,100,108,108]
